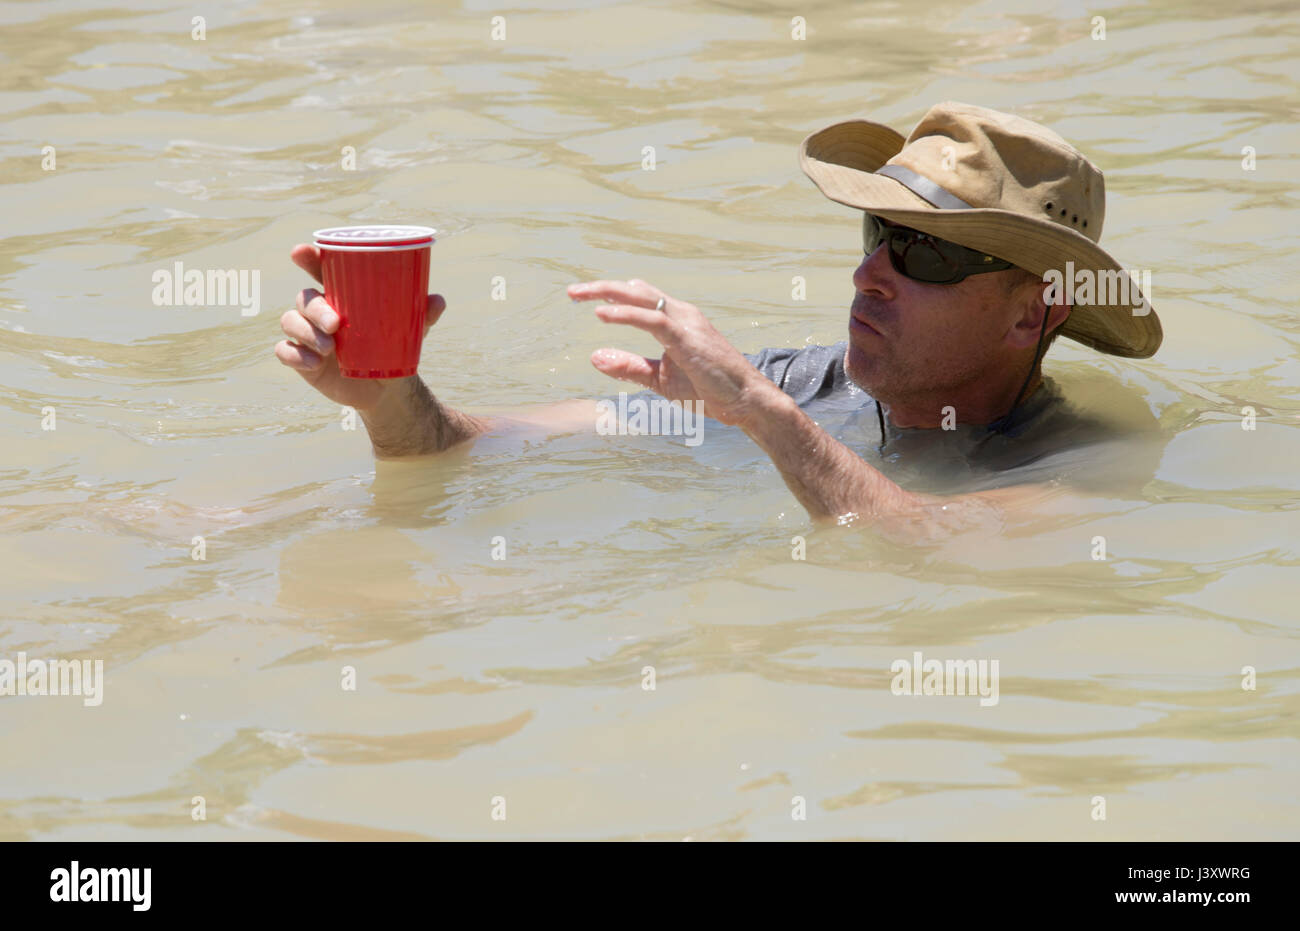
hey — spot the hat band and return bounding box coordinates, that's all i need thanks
[875,164,973,210]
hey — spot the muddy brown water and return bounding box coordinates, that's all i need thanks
[1,0,1297,839]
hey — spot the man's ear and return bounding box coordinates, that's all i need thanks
[1045,295,1071,340]
[1006,274,1070,350]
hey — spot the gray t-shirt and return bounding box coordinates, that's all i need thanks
[742,341,1127,492]
[597,341,1147,494]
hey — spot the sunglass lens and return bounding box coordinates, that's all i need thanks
[863,215,954,283]
[895,234,960,283]
[862,214,883,253]
[862,214,1013,284]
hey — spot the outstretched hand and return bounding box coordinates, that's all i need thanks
[568,278,771,427]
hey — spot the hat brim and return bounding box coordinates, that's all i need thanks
[799,120,1162,359]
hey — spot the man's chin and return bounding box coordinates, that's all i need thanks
[844,344,885,395]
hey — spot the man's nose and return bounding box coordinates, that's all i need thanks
[854,244,896,295]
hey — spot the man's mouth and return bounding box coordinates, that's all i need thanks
[850,310,882,336]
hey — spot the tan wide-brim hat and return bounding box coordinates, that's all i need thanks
[800,101,1161,359]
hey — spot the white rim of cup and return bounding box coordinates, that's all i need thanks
[313,224,436,241]
[314,240,436,252]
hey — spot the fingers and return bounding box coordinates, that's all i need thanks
[291,288,443,334]
[283,288,444,357]
[295,287,339,334]
[282,276,445,375]
[274,338,324,373]
[624,278,666,301]
[590,348,659,388]
[280,306,334,357]
[569,279,668,309]
[425,293,447,331]
[592,302,675,342]
[290,243,323,284]
[573,281,682,344]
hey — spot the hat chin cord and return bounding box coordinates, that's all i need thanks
[875,307,1051,450]
[987,306,1051,437]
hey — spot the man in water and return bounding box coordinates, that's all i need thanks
[275,102,1160,534]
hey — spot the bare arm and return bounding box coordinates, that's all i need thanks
[565,276,1060,540]
[358,377,490,458]
[275,243,599,458]
[739,383,1056,540]
[360,380,599,459]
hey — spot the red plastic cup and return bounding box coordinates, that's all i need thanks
[313,225,437,378]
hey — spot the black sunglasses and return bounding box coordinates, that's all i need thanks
[862,213,1015,284]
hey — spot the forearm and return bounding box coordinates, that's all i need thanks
[359,376,493,458]
[738,385,1011,539]
[739,384,913,522]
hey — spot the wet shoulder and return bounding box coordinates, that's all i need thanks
[966,376,1162,491]
[744,341,854,407]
